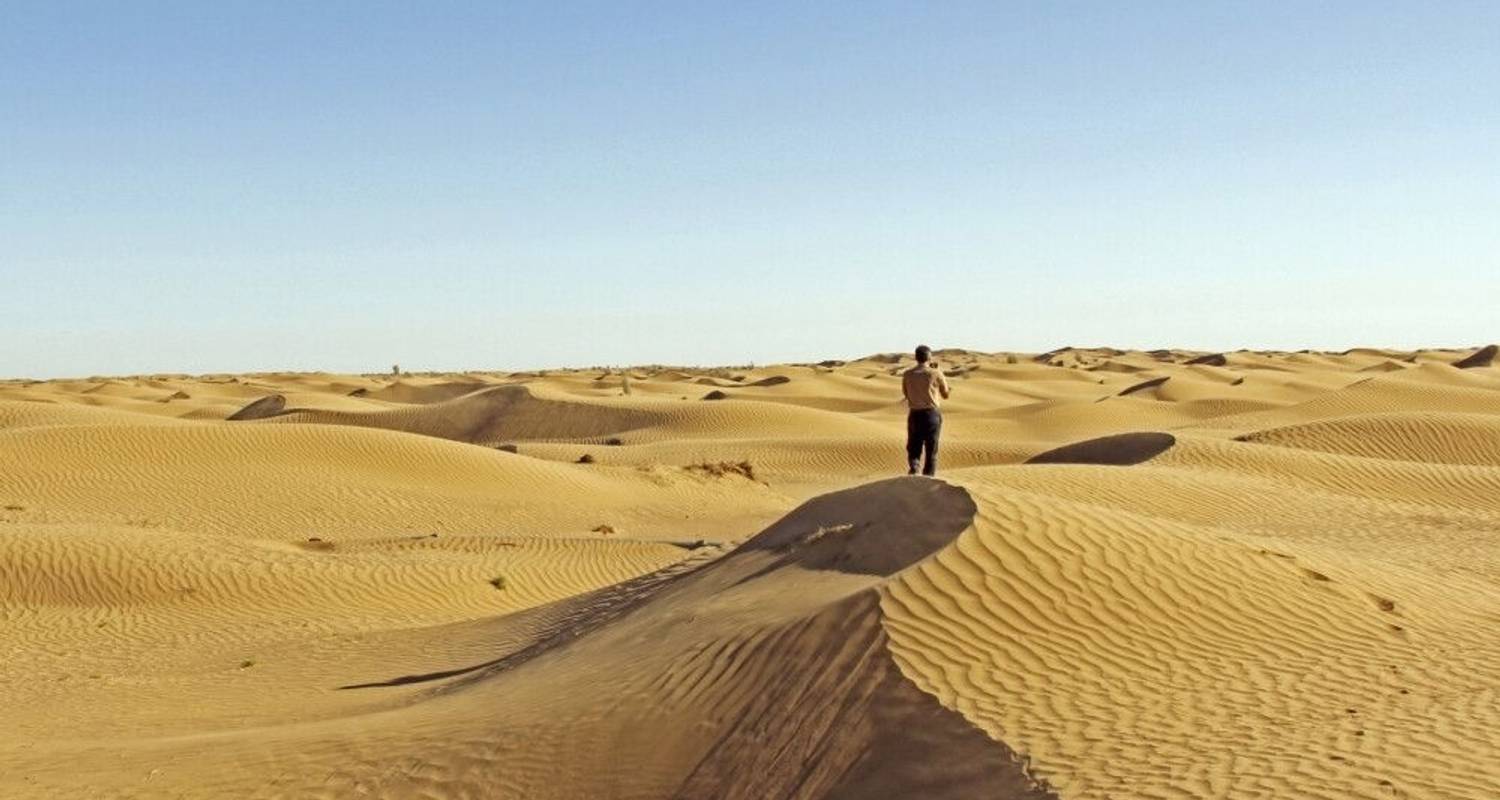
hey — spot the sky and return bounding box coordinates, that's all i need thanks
[3,1,1498,378]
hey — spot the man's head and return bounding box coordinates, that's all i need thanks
[915,344,932,364]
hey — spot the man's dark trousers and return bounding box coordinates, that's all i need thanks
[906,408,942,476]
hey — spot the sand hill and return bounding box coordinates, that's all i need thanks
[2,346,1497,798]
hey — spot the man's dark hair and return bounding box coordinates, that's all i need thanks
[915,344,932,364]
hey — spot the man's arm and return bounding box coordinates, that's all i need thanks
[938,371,952,399]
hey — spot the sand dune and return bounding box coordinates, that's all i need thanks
[271,383,669,444]
[1237,412,1500,466]
[1452,343,1497,369]
[225,392,288,420]
[885,465,1499,799]
[2,347,1497,798]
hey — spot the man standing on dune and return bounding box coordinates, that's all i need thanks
[902,344,951,476]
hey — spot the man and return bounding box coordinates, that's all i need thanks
[901,344,951,476]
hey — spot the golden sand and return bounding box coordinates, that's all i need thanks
[2,347,1497,798]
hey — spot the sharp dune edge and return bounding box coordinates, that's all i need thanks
[2,346,1498,799]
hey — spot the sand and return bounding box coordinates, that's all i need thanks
[1,346,1497,798]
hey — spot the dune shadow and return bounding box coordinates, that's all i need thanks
[1027,432,1176,466]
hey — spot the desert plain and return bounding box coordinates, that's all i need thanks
[2,345,1498,799]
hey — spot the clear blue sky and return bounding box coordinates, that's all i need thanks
[4,1,1497,378]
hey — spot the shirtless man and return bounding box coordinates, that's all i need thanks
[901,344,951,476]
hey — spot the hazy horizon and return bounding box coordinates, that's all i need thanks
[6,2,1497,378]
[5,343,1495,384]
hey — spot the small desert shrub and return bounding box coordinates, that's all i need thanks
[488,575,508,591]
[686,460,757,481]
[239,659,255,669]
[702,390,729,400]
[577,453,596,464]
[496,443,519,453]
[604,437,623,446]
[592,524,616,535]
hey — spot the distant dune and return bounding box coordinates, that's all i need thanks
[2,347,1497,798]
[1453,343,1497,369]
[224,392,287,420]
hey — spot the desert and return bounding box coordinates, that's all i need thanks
[8,4,1499,797]
[3,345,1498,798]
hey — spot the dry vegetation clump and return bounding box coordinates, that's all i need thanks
[577,453,596,464]
[496,443,519,453]
[686,460,757,481]
[487,575,508,591]
[604,437,624,446]
[702,390,730,400]
[591,524,616,535]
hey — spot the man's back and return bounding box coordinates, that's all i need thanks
[902,364,950,410]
